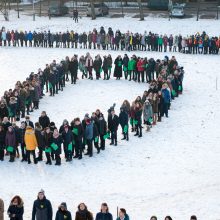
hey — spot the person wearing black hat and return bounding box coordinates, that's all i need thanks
[55,202,72,220]
[32,189,53,220]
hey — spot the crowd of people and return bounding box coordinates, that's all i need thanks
[1,26,219,54]
[0,53,184,164]
[0,190,198,220]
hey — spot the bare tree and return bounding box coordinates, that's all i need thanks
[137,0,144,20]
[90,0,96,20]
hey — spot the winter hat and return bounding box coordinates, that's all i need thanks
[38,189,45,194]
[50,122,55,127]
[84,113,89,118]
[60,202,67,210]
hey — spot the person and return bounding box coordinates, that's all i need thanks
[32,189,53,220]
[114,55,123,80]
[39,111,50,130]
[85,118,93,157]
[55,202,72,220]
[150,217,157,220]
[51,128,63,165]
[108,109,119,146]
[25,116,34,128]
[116,209,129,220]
[18,122,26,162]
[119,107,129,141]
[73,9,78,23]
[5,126,17,162]
[134,102,143,137]
[190,216,197,220]
[95,203,113,220]
[0,198,4,220]
[7,195,24,220]
[161,83,171,118]
[24,126,38,164]
[143,100,153,132]
[0,125,5,161]
[164,216,172,220]
[62,125,73,162]
[75,203,93,220]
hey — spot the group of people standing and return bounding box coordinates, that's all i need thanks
[1,26,219,55]
[0,53,184,164]
[0,191,198,220]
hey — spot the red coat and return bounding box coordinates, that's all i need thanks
[137,60,145,72]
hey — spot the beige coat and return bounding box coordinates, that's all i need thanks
[0,198,4,220]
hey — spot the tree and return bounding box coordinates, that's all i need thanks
[90,0,96,20]
[137,0,144,21]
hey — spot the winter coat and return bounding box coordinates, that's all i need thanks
[128,59,136,71]
[51,135,63,154]
[75,210,93,220]
[119,110,129,128]
[98,118,107,136]
[113,57,123,78]
[18,128,25,147]
[7,200,24,220]
[85,123,93,140]
[162,88,171,104]
[95,212,113,220]
[108,115,119,131]
[137,60,145,72]
[143,103,153,122]
[134,107,143,125]
[5,129,16,148]
[62,129,73,147]
[152,98,159,113]
[35,128,45,149]
[55,208,72,220]
[32,197,52,220]
[39,116,50,129]
[116,214,129,220]
[93,59,102,72]
[24,127,38,151]
[25,120,34,129]
[0,198,4,220]
[0,105,9,120]
[72,124,84,142]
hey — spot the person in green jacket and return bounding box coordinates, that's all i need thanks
[158,35,163,52]
[128,57,136,81]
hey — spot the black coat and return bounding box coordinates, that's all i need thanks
[18,128,25,146]
[32,197,53,220]
[95,212,113,220]
[51,135,63,154]
[35,129,45,149]
[62,129,73,147]
[98,118,107,135]
[71,124,84,142]
[119,110,129,128]
[39,116,50,129]
[8,204,24,220]
[69,60,78,74]
[25,121,34,129]
[108,115,119,131]
[55,209,72,220]
[114,57,123,78]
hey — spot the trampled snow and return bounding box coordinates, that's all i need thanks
[0,13,220,220]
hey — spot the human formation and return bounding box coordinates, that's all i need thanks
[0,53,184,164]
[0,26,219,54]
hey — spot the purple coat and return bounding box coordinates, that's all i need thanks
[5,129,16,147]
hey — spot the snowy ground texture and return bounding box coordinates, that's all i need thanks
[0,12,220,220]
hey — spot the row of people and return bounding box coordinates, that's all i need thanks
[0,191,198,220]
[0,26,219,54]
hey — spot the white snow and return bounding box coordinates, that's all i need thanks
[0,13,220,220]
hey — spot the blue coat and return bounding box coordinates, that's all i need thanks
[85,123,93,140]
[95,212,113,220]
[162,88,171,104]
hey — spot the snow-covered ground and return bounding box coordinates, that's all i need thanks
[0,14,220,220]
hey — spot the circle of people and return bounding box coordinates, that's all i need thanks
[0,53,184,164]
[0,26,219,55]
[0,191,198,220]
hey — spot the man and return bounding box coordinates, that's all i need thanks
[0,198,4,220]
[25,116,34,128]
[32,189,53,220]
[108,109,119,146]
[73,9,78,23]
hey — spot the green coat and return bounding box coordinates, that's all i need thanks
[158,37,163,45]
[128,59,136,71]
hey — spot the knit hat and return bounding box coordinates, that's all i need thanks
[38,189,45,194]
[84,113,89,118]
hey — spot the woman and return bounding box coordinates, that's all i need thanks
[55,202,72,220]
[134,102,143,138]
[0,125,5,161]
[95,203,112,220]
[116,208,129,220]
[75,203,93,220]
[25,126,38,164]
[113,55,123,80]
[151,93,159,125]
[143,100,153,132]
[5,126,17,162]
[164,216,172,220]
[7,196,24,220]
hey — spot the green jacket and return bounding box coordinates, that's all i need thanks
[128,59,136,71]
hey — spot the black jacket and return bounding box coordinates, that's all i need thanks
[108,114,119,131]
[39,116,50,129]
[55,209,72,220]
